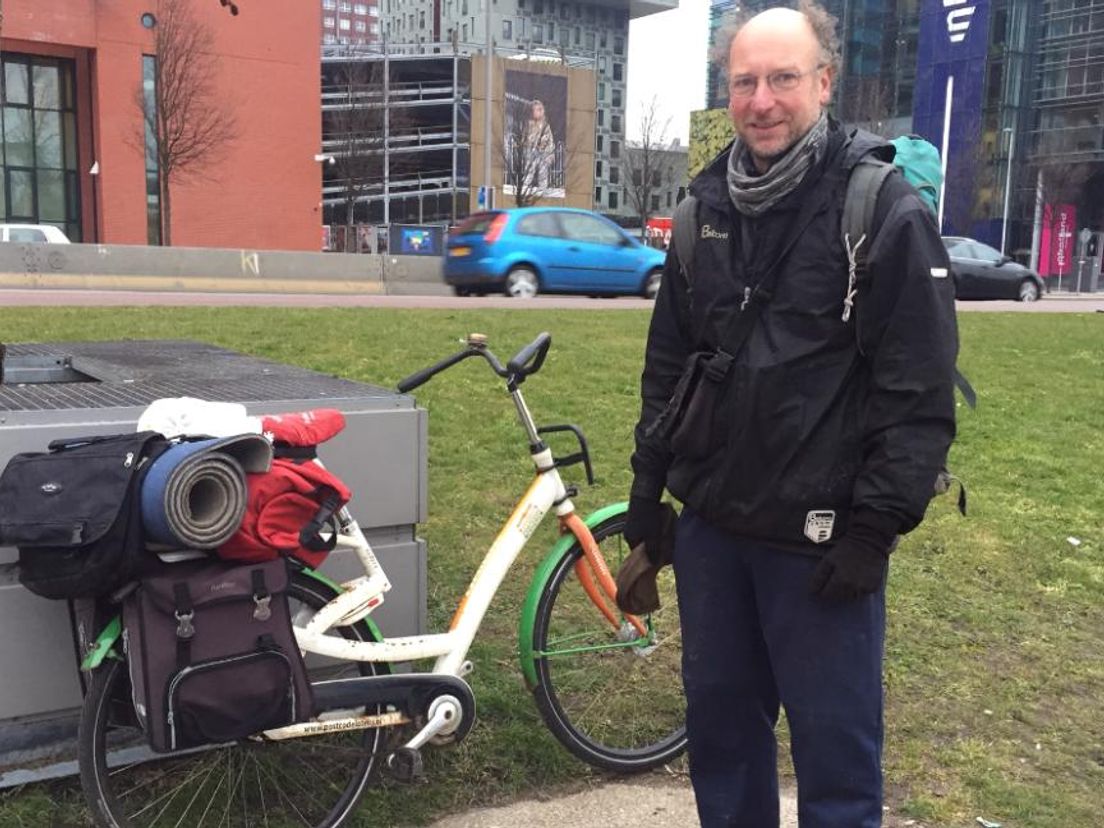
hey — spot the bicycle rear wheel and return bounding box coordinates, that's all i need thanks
[530,514,686,772]
[79,573,388,828]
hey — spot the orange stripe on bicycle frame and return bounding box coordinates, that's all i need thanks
[560,513,646,637]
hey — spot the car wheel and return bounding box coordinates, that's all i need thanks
[505,267,539,298]
[1018,279,1040,302]
[642,269,662,300]
[453,286,470,297]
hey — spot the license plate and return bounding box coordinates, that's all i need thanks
[449,246,471,257]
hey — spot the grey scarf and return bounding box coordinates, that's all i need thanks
[727,113,829,217]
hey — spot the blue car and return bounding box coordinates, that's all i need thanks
[443,207,667,298]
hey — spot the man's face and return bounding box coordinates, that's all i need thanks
[727,13,832,172]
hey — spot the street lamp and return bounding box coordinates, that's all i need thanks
[1000,126,1015,256]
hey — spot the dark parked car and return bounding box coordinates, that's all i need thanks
[942,236,1044,302]
[443,208,666,298]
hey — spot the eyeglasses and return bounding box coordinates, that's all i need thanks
[728,65,825,98]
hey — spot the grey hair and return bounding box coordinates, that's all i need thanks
[710,0,842,77]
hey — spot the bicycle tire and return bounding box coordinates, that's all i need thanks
[530,514,687,772]
[79,572,389,828]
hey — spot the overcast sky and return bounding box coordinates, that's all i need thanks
[626,0,711,145]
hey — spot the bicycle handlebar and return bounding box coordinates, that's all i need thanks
[396,332,552,394]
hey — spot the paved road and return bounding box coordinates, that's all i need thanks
[1,287,1102,312]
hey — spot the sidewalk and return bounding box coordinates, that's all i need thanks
[428,780,799,827]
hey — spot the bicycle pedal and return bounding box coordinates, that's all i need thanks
[386,746,424,783]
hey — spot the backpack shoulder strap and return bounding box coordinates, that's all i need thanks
[842,157,895,272]
[672,195,699,280]
[840,157,895,322]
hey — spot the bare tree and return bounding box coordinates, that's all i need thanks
[624,97,677,236]
[135,0,238,245]
[836,75,894,136]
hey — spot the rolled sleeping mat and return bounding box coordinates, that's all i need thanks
[141,434,273,549]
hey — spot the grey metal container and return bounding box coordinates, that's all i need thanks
[0,341,426,782]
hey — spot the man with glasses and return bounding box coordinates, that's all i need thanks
[620,2,958,825]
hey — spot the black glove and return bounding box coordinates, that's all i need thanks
[809,509,899,602]
[616,501,679,615]
[624,496,671,565]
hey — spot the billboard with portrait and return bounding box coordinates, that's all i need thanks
[503,69,568,199]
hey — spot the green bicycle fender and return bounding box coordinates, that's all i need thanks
[300,567,386,643]
[517,501,628,690]
[82,615,123,671]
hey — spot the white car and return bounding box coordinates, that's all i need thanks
[0,223,71,244]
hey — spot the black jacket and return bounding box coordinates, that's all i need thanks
[630,123,958,551]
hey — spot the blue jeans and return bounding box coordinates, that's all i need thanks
[674,508,886,828]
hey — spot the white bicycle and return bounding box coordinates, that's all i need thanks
[77,332,686,828]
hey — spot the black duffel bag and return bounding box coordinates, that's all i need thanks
[123,557,314,753]
[0,432,169,600]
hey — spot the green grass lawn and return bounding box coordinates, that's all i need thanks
[0,306,1101,827]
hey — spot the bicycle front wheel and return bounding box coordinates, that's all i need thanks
[530,514,686,772]
[79,573,388,828]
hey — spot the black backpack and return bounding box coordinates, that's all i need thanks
[0,432,170,599]
[671,147,973,512]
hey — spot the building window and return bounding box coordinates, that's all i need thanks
[340,18,352,29]
[613,63,623,81]
[370,21,380,33]
[503,19,512,39]
[598,82,605,100]
[610,166,619,184]
[595,159,602,177]
[141,54,160,245]
[369,6,379,15]
[651,194,660,211]
[585,31,595,50]
[548,21,555,39]
[355,20,367,31]
[596,134,603,152]
[339,1,352,10]
[518,18,526,37]
[599,31,607,48]
[1,54,83,242]
[560,27,569,47]
[632,169,642,186]
[532,22,542,42]
[419,10,425,27]
[354,2,368,12]
[599,56,607,74]
[574,26,581,45]
[462,0,468,15]
[463,23,468,39]
[323,0,336,8]
[597,108,604,126]
[534,0,543,13]
[595,185,602,201]
[324,16,335,27]
[612,88,622,108]
[610,140,620,158]
[666,191,673,208]
[324,33,337,43]
[614,36,624,55]
[611,114,621,133]
[609,190,618,209]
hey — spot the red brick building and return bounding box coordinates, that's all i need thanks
[1,0,321,250]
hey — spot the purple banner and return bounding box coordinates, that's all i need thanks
[912,0,991,236]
